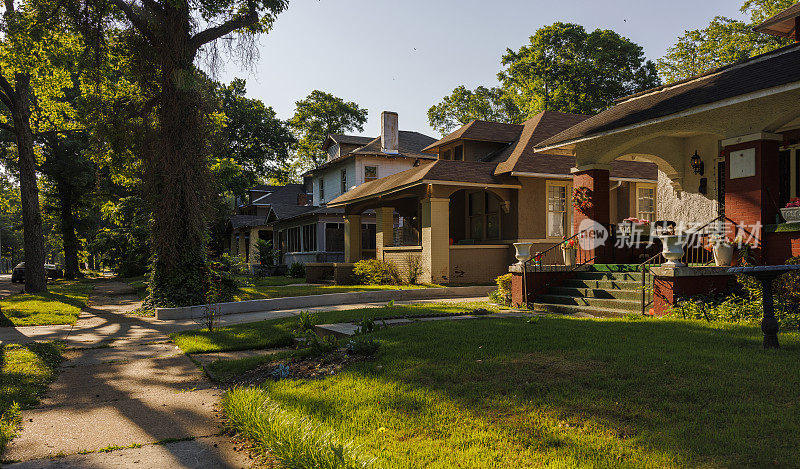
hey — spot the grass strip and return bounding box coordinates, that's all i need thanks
[0,281,93,326]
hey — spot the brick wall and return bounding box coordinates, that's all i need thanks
[763,232,800,265]
[572,169,611,263]
[511,270,576,307]
[449,246,516,285]
[653,275,734,316]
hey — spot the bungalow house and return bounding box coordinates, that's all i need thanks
[267,111,438,266]
[327,111,658,284]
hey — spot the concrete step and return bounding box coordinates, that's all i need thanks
[548,286,641,301]
[531,302,634,317]
[572,271,643,281]
[560,278,642,290]
[535,294,642,312]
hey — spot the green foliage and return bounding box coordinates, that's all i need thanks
[303,331,338,358]
[297,311,316,332]
[489,273,513,306]
[170,321,296,354]
[222,387,373,469]
[345,336,381,356]
[355,315,377,335]
[404,254,423,285]
[427,85,523,135]
[288,90,368,172]
[657,0,794,83]
[255,239,276,266]
[288,262,306,279]
[206,254,249,304]
[352,259,401,286]
[498,23,660,118]
[89,197,150,278]
[0,280,93,326]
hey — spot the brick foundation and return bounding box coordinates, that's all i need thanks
[652,272,735,316]
[763,231,800,265]
[511,269,575,307]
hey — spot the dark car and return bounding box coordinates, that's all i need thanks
[10,263,63,283]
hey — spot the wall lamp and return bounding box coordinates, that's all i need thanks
[690,151,705,175]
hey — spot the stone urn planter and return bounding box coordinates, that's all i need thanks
[781,207,800,223]
[712,242,735,266]
[562,248,577,267]
[513,242,534,265]
[659,234,686,268]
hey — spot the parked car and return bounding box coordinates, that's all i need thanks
[10,263,63,283]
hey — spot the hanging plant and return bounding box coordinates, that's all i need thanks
[572,186,593,213]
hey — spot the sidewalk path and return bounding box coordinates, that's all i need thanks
[4,280,251,468]
[0,273,23,299]
[1,279,489,467]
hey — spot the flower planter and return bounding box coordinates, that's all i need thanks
[513,242,534,265]
[659,234,686,268]
[562,249,577,267]
[712,243,734,267]
[781,207,800,223]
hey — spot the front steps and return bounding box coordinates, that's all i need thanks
[532,265,644,317]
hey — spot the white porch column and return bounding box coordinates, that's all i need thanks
[249,228,260,265]
[422,197,450,284]
[344,214,362,263]
[375,207,394,258]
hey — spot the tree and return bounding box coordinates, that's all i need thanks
[87,0,290,306]
[288,90,368,171]
[498,23,660,118]
[657,0,794,83]
[427,85,523,136]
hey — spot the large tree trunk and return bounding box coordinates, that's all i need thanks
[12,74,47,292]
[59,184,80,279]
[147,12,210,307]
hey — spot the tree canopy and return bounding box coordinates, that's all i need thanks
[427,85,522,136]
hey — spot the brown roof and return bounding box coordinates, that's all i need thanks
[321,134,375,151]
[328,160,520,206]
[755,3,800,38]
[492,111,591,174]
[537,43,800,150]
[422,120,524,153]
[312,130,437,173]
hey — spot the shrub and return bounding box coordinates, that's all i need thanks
[345,337,381,356]
[355,316,377,334]
[404,254,423,284]
[256,239,276,266]
[352,259,401,285]
[289,262,306,278]
[489,273,513,306]
[297,311,316,332]
[303,331,338,357]
[206,254,246,304]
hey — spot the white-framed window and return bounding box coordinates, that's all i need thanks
[340,169,347,194]
[546,180,571,238]
[364,165,378,182]
[636,183,656,221]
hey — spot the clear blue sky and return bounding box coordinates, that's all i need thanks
[217,0,748,138]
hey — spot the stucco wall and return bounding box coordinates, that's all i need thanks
[449,245,516,284]
[656,170,717,224]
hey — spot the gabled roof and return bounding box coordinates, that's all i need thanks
[327,160,520,207]
[321,134,375,151]
[492,111,591,174]
[242,184,305,207]
[537,43,800,151]
[422,120,524,153]
[755,2,800,38]
[267,204,316,221]
[229,215,268,230]
[311,130,438,173]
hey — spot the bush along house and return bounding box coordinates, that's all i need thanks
[267,111,438,279]
[327,110,658,285]
[495,3,800,317]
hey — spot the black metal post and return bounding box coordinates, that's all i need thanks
[521,260,528,309]
[760,276,780,349]
[641,263,646,315]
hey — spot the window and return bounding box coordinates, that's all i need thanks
[319,177,324,201]
[361,223,377,250]
[286,226,301,253]
[302,224,317,252]
[467,191,502,241]
[340,169,347,194]
[327,143,339,161]
[364,165,378,182]
[454,145,463,161]
[636,184,656,221]
[547,182,570,238]
[325,223,344,252]
[441,149,451,160]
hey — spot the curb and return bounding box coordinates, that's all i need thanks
[155,285,494,320]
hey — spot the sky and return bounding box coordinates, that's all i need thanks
[216,0,750,138]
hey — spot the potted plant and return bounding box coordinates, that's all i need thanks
[708,235,734,266]
[733,236,756,266]
[572,186,593,213]
[561,237,578,266]
[781,198,800,223]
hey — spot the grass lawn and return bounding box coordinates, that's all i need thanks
[223,315,800,468]
[170,301,495,355]
[0,342,64,454]
[234,279,438,302]
[0,280,94,326]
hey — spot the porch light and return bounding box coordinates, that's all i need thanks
[690,151,704,175]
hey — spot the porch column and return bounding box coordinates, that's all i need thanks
[572,166,612,263]
[375,207,394,258]
[237,232,247,260]
[422,197,450,284]
[249,228,260,265]
[721,134,782,261]
[344,214,362,263]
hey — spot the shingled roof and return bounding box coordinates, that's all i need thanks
[537,43,800,151]
[229,215,268,230]
[422,121,524,153]
[328,160,520,206]
[321,134,375,151]
[312,130,437,173]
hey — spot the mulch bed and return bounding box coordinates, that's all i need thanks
[228,349,367,387]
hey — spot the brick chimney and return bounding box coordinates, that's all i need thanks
[297,193,309,206]
[381,111,399,154]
